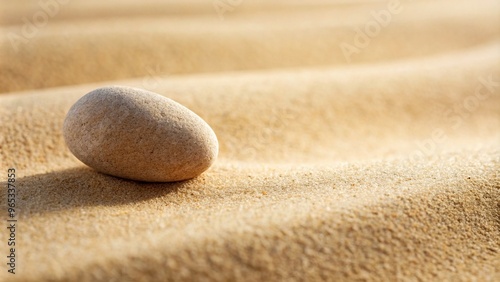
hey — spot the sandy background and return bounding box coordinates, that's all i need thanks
[1,0,499,281]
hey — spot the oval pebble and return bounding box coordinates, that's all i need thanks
[63,85,218,182]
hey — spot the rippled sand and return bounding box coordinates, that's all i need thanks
[0,0,499,281]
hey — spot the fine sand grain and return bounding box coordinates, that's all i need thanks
[1,0,499,281]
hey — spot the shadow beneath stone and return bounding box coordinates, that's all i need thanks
[6,166,198,216]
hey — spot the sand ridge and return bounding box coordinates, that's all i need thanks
[1,0,499,93]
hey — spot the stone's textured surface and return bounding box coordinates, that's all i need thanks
[63,86,218,182]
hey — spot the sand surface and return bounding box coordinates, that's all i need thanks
[1,0,499,281]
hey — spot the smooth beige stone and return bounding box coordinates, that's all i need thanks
[63,86,218,182]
